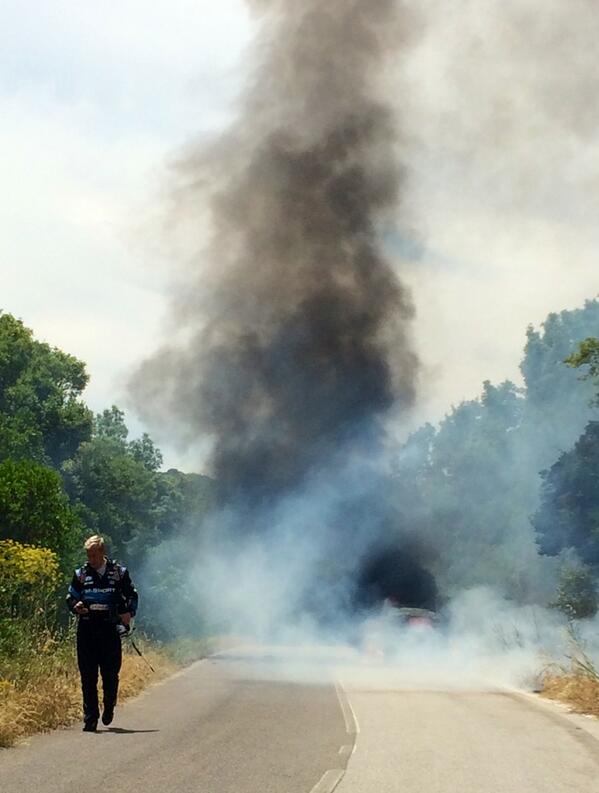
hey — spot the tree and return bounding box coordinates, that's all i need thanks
[552,566,598,620]
[0,459,82,570]
[62,407,210,567]
[388,301,599,603]
[533,421,599,565]
[130,434,163,473]
[93,406,163,471]
[566,337,599,401]
[520,301,599,471]
[391,380,543,598]
[532,336,599,565]
[521,303,599,408]
[154,470,215,538]
[0,313,92,467]
[94,406,129,446]
[63,436,159,566]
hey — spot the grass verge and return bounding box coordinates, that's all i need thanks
[0,627,210,748]
[542,674,599,717]
[541,632,599,718]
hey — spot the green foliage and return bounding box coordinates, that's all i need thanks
[0,312,218,644]
[530,329,599,566]
[521,303,599,406]
[552,566,598,620]
[520,302,599,471]
[92,407,162,471]
[94,405,129,446]
[154,470,215,539]
[63,406,214,569]
[0,539,60,589]
[134,472,215,638]
[0,459,82,570]
[137,536,213,640]
[130,434,163,472]
[534,421,599,564]
[566,337,599,401]
[0,313,92,467]
[393,300,599,602]
[394,380,543,599]
[63,435,160,566]
[0,540,62,659]
[566,336,599,372]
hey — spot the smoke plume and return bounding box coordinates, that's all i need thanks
[128,1,599,691]
[131,1,418,509]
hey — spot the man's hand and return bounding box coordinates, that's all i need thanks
[73,601,89,615]
[120,612,132,627]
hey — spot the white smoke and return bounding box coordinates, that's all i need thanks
[396,0,599,421]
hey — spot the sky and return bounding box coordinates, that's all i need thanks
[2,0,598,471]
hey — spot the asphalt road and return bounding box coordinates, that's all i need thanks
[2,648,599,793]
[0,651,349,793]
[335,684,599,793]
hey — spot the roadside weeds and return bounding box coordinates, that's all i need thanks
[541,674,599,717]
[0,635,216,748]
[541,634,599,718]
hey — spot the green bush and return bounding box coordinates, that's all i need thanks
[553,566,598,619]
[0,461,83,571]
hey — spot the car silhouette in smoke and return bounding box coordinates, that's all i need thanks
[354,545,440,653]
[361,599,441,658]
[383,601,439,630]
[355,545,438,613]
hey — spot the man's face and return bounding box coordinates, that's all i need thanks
[86,546,105,569]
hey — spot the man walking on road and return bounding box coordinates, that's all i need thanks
[66,535,139,732]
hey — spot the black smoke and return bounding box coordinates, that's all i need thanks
[355,545,439,612]
[131,1,434,623]
[131,1,418,507]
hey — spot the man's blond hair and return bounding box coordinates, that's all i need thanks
[84,535,105,552]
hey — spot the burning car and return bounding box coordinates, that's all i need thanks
[355,544,438,615]
[385,604,439,630]
[354,546,441,655]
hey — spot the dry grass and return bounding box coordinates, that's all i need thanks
[0,636,179,748]
[542,674,599,717]
[119,641,179,699]
[541,626,599,718]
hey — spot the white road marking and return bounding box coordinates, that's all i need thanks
[335,681,360,735]
[338,745,352,759]
[308,769,345,793]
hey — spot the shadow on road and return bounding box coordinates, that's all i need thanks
[104,727,160,734]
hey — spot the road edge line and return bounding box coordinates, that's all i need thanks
[334,681,360,736]
[509,690,599,743]
[309,769,345,793]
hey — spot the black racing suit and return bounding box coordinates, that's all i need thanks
[67,560,138,724]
